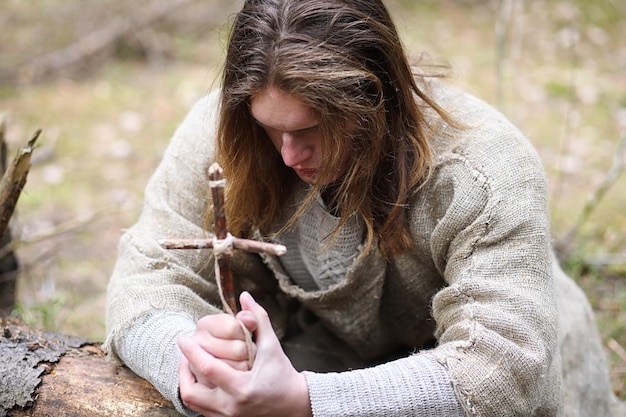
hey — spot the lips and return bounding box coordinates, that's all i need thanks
[294,168,319,180]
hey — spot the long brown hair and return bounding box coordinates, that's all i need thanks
[216,0,452,257]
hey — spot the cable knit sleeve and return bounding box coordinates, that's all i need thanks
[304,354,466,416]
[114,311,200,416]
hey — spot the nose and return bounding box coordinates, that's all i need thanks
[280,133,313,167]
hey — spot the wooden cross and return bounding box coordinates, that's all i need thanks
[158,162,286,315]
[158,162,286,368]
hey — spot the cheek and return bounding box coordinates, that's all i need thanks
[307,128,326,150]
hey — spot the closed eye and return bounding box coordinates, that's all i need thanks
[254,119,319,135]
[295,126,320,135]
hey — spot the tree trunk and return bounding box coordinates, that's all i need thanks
[0,231,18,316]
[0,319,179,416]
[0,119,19,316]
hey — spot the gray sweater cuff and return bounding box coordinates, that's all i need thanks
[303,354,466,417]
[113,311,199,417]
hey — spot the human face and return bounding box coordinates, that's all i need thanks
[250,87,344,184]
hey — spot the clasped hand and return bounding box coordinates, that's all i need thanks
[178,292,312,417]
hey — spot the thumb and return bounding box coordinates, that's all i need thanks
[239,291,275,345]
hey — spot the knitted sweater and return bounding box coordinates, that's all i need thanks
[104,79,618,416]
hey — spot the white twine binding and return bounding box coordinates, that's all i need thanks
[212,232,235,257]
[208,178,227,189]
[212,231,255,368]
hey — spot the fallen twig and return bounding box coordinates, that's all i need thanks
[0,205,124,260]
[557,129,626,255]
[608,338,626,364]
[610,367,626,376]
[582,254,626,267]
[6,0,197,84]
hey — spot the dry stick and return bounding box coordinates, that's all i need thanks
[551,21,580,219]
[0,129,41,239]
[608,338,626,364]
[158,237,286,256]
[583,254,626,267]
[204,163,289,312]
[0,206,121,260]
[208,162,256,368]
[209,163,238,314]
[557,131,626,255]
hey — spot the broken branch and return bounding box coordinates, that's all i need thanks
[0,129,41,239]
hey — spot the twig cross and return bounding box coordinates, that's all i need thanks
[159,162,286,368]
[159,162,286,314]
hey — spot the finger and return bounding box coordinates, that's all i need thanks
[179,335,242,392]
[193,314,252,363]
[194,335,251,363]
[239,291,275,347]
[178,354,216,411]
[180,337,213,387]
[179,343,249,417]
[236,310,259,334]
[197,314,246,340]
[178,354,197,386]
[220,358,253,371]
[190,353,253,372]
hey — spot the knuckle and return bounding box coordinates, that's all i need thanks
[198,313,227,328]
[234,340,249,359]
[195,359,216,377]
[197,315,214,327]
[191,359,215,376]
[179,390,196,408]
[257,307,270,321]
[221,386,257,417]
[236,386,257,407]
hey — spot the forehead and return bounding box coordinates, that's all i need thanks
[250,87,319,131]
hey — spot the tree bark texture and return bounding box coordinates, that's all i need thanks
[0,129,40,240]
[0,231,18,316]
[0,320,179,416]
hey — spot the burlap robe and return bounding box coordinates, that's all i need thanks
[105,80,624,416]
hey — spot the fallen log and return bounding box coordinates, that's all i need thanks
[0,319,179,416]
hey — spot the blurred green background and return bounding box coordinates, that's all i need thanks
[1,0,624,400]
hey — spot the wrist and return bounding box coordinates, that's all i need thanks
[292,372,313,417]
